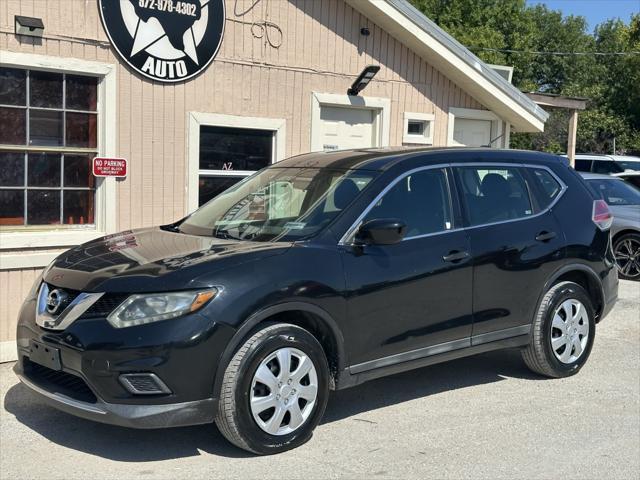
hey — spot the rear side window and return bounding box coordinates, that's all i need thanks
[530,169,563,210]
[456,166,533,226]
[592,160,624,174]
[574,159,592,172]
[363,168,453,238]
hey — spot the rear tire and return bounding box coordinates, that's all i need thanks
[613,233,640,280]
[522,281,595,378]
[215,323,329,455]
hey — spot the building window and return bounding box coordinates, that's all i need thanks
[403,112,434,145]
[0,67,98,228]
[198,126,274,206]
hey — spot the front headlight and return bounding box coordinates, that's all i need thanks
[107,289,218,328]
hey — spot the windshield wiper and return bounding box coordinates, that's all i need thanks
[213,227,239,240]
[160,224,182,233]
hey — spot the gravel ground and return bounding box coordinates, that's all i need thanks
[1,281,638,480]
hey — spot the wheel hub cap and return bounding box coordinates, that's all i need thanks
[550,299,589,364]
[249,347,318,436]
[614,237,640,279]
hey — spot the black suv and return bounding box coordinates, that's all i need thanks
[15,148,618,454]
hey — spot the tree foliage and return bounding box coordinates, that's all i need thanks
[410,0,640,154]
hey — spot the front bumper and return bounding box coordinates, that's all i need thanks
[15,367,216,428]
[15,295,236,428]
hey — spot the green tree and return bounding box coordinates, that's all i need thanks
[409,1,640,154]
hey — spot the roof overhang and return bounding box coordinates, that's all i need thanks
[345,0,549,133]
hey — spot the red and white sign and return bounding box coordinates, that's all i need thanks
[93,157,127,177]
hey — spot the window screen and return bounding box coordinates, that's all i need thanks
[530,169,562,210]
[0,67,98,227]
[456,166,533,226]
[198,126,274,206]
[363,168,452,238]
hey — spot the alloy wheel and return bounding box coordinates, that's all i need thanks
[614,237,640,279]
[550,299,590,364]
[249,347,318,436]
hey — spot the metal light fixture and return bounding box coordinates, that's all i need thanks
[15,16,44,38]
[348,65,380,96]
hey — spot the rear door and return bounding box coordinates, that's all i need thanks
[453,163,566,340]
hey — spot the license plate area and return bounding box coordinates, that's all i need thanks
[29,340,62,371]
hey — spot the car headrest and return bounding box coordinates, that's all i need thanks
[333,178,360,210]
[481,173,511,199]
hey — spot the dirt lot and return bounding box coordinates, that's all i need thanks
[1,280,638,480]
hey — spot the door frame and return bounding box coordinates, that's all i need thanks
[310,92,391,152]
[447,107,505,148]
[186,112,287,213]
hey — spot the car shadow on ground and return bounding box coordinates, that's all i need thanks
[3,348,544,461]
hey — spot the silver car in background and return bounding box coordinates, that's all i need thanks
[581,173,640,280]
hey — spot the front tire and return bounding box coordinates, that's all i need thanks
[215,323,329,455]
[613,233,640,280]
[522,281,596,378]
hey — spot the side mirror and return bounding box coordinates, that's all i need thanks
[355,218,406,246]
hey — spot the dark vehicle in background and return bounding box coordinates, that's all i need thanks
[581,172,640,280]
[573,154,640,175]
[15,148,618,454]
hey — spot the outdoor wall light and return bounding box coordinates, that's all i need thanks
[360,27,371,36]
[348,65,380,96]
[15,16,44,38]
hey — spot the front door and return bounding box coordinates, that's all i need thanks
[342,167,473,369]
[453,164,565,338]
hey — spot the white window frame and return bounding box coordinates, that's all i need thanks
[447,107,505,148]
[310,92,391,152]
[0,51,117,269]
[403,112,435,145]
[187,112,287,214]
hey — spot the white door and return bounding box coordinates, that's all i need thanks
[453,118,492,147]
[319,106,376,151]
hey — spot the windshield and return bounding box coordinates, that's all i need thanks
[616,161,640,172]
[587,178,640,206]
[179,167,376,241]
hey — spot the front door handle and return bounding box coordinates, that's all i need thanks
[535,231,557,242]
[442,250,470,263]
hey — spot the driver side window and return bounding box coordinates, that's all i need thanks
[363,168,453,238]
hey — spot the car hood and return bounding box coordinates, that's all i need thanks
[44,228,292,292]
[610,205,640,222]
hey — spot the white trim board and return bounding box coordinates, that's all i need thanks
[310,92,391,152]
[0,252,60,270]
[0,341,17,363]
[186,112,287,214]
[0,51,118,262]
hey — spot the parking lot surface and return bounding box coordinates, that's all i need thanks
[1,280,638,480]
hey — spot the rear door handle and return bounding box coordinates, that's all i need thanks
[442,250,470,263]
[535,231,557,242]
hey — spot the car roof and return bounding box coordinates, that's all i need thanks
[579,172,625,181]
[575,154,640,162]
[273,147,564,171]
[610,155,640,162]
[575,154,615,161]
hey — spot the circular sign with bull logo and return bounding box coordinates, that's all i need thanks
[99,0,225,83]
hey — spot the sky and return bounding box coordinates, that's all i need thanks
[527,0,639,31]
